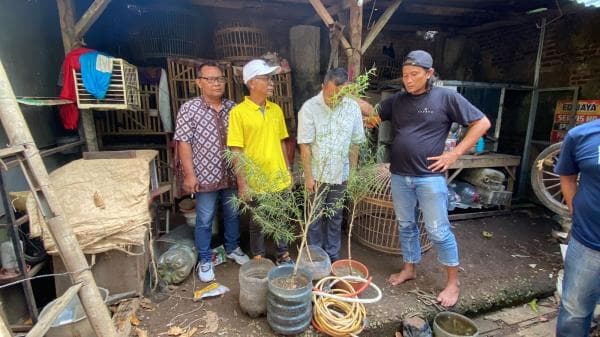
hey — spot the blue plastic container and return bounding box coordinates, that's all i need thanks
[266,265,313,335]
[475,137,485,153]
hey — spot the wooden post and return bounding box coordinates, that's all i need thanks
[56,0,76,53]
[56,0,99,152]
[308,0,352,54]
[0,59,117,337]
[361,0,403,54]
[348,2,362,80]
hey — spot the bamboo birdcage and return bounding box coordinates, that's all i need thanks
[214,25,269,64]
[351,164,433,256]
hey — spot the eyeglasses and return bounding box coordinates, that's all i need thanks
[253,75,274,83]
[199,76,227,84]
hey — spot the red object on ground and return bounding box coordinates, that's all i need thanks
[58,47,93,130]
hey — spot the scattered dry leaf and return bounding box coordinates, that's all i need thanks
[167,326,185,336]
[200,311,219,334]
[130,314,141,326]
[135,328,149,337]
[181,327,198,337]
[140,298,155,311]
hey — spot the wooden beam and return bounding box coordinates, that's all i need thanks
[348,2,362,79]
[308,0,352,53]
[361,0,403,54]
[56,0,76,53]
[305,0,373,24]
[402,3,496,17]
[74,0,112,39]
[25,284,83,337]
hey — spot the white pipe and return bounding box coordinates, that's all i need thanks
[313,276,383,304]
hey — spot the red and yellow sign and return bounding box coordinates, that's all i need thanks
[550,99,600,143]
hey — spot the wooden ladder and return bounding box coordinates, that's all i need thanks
[0,59,117,337]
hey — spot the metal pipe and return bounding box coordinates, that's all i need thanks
[517,17,546,197]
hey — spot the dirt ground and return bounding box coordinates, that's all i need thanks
[132,209,565,337]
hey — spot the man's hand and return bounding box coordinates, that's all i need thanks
[427,151,460,172]
[363,115,381,129]
[304,176,316,193]
[183,175,199,194]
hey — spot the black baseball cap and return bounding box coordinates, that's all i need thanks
[403,50,433,69]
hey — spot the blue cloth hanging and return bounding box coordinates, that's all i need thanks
[79,51,113,100]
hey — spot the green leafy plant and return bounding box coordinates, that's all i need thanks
[226,68,383,279]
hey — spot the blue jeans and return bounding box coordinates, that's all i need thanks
[556,237,600,337]
[307,183,345,262]
[194,188,240,263]
[390,174,458,266]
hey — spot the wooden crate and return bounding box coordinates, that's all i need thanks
[214,25,268,64]
[167,58,234,118]
[74,58,141,111]
[94,84,164,135]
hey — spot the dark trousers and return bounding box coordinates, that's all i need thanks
[248,198,289,258]
[307,183,346,262]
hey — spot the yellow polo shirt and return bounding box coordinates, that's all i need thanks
[227,97,291,193]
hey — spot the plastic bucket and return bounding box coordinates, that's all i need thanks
[267,265,313,335]
[39,287,109,337]
[433,311,479,337]
[331,259,370,293]
[297,245,331,281]
[239,259,275,318]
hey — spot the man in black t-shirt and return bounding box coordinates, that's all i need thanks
[378,50,491,307]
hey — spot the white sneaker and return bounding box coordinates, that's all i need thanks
[197,261,215,282]
[226,247,250,265]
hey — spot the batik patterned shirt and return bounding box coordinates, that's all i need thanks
[174,97,237,192]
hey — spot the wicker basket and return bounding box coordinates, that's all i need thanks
[352,164,433,256]
[74,58,141,111]
[214,25,269,63]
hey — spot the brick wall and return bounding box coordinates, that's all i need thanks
[468,10,600,98]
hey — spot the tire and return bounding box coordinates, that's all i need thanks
[530,142,570,217]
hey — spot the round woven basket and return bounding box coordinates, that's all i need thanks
[214,24,269,63]
[352,164,433,256]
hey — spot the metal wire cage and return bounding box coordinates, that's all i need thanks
[351,164,433,256]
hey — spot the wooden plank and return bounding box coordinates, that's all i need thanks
[449,154,521,169]
[305,0,373,24]
[361,0,403,54]
[112,298,140,337]
[26,283,83,337]
[308,0,352,52]
[75,0,112,39]
[83,150,138,160]
[0,145,25,159]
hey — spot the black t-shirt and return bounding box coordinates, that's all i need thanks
[379,87,485,176]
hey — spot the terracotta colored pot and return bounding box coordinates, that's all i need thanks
[330,259,370,294]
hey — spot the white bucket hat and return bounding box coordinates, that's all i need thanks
[243,59,280,84]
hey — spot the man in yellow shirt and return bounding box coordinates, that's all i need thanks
[227,59,293,265]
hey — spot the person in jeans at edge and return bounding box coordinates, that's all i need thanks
[554,118,600,337]
[377,50,491,307]
[297,68,365,263]
[174,61,250,283]
[227,59,294,265]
